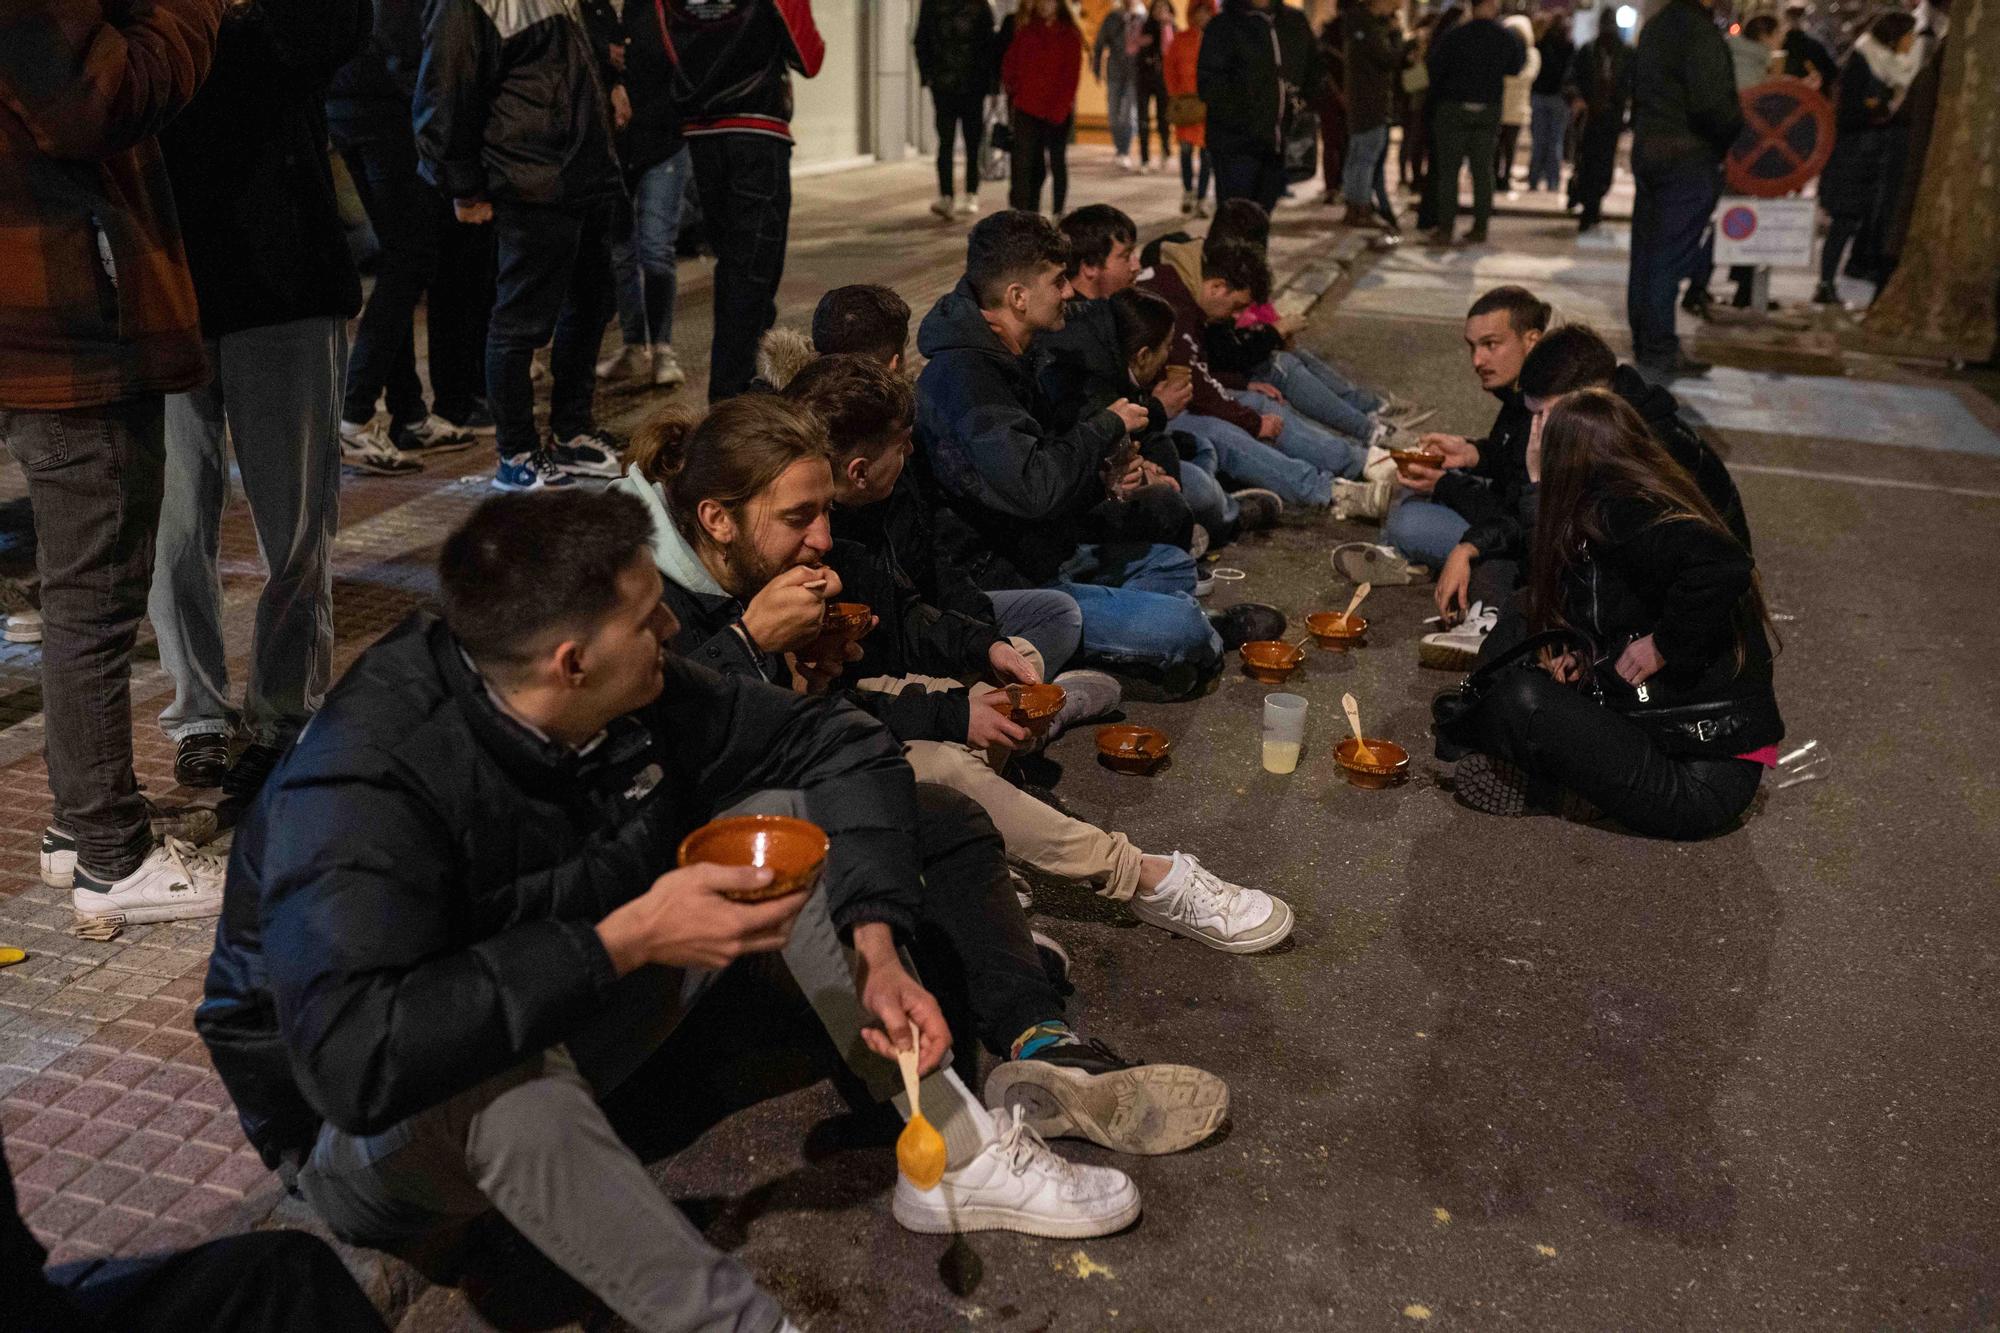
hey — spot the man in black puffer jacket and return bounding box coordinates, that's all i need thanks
[1198,0,1323,211]
[914,0,997,216]
[201,489,1152,1329]
[416,0,625,489]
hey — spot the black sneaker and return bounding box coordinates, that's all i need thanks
[223,742,284,800]
[1811,281,1842,306]
[1681,287,1714,319]
[436,400,498,436]
[1031,930,1073,995]
[1451,751,1536,816]
[1228,488,1283,532]
[983,1037,1230,1156]
[174,733,229,788]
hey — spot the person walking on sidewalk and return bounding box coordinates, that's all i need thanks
[1526,9,1574,193]
[1132,0,1176,174]
[1092,0,1139,168]
[0,0,232,926]
[1002,0,1084,217]
[1566,15,1630,232]
[1423,0,1524,246]
[1199,0,1323,213]
[1165,0,1214,215]
[328,0,493,475]
[1494,13,1539,193]
[662,0,825,402]
[914,0,998,221]
[153,0,370,806]
[1342,0,1406,230]
[1626,0,1741,378]
[417,0,626,490]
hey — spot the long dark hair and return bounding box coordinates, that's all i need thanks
[1527,389,1776,670]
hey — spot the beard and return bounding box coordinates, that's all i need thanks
[717,529,795,599]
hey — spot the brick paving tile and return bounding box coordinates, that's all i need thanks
[115,1170,199,1218]
[4,1140,41,1175]
[182,1074,230,1110]
[163,1184,237,1227]
[194,1110,247,1149]
[119,997,184,1029]
[53,1115,135,1161]
[82,1021,154,1054]
[6,1071,80,1108]
[134,1063,202,1101]
[66,1161,140,1205]
[145,1099,210,1139]
[131,1030,195,1063]
[66,1205,148,1255]
[27,1190,99,1239]
[14,1184,52,1219]
[95,1054,160,1087]
[44,1048,111,1080]
[203,1150,273,1198]
[17,1149,90,1192]
[2,1102,36,1134]
[157,975,204,1003]
[99,1091,169,1130]
[155,1141,227,1185]
[129,1217,203,1255]
[13,1107,86,1147]
[52,1080,123,1119]
[104,1130,179,1172]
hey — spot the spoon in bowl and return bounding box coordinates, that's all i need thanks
[895,1037,947,1191]
[1341,692,1378,766]
[1341,582,1372,623]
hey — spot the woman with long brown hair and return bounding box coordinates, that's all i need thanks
[1449,389,1784,839]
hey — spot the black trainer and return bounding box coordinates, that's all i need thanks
[1228,488,1283,532]
[223,742,283,800]
[983,1037,1229,1156]
[174,733,229,788]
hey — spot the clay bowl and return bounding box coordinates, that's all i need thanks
[822,601,874,642]
[677,815,829,901]
[1305,611,1370,652]
[1095,724,1172,775]
[1240,640,1305,685]
[1335,737,1410,789]
[1388,446,1444,469]
[984,682,1067,737]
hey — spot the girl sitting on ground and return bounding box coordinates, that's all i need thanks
[1449,389,1783,840]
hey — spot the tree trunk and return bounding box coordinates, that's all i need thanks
[1863,0,1998,359]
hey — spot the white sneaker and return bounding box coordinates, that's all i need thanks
[72,837,225,927]
[1126,853,1294,954]
[1188,523,1210,561]
[549,432,623,479]
[41,804,219,891]
[595,345,650,382]
[1331,477,1393,522]
[1419,601,1498,671]
[390,414,477,454]
[651,346,687,387]
[957,195,980,217]
[1361,443,1400,485]
[338,420,422,475]
[5,609,41,643]
[1332,541,1418,586]
[930,195,956,220]
[892,1105,1141,1238]
[1115,154,1134,171]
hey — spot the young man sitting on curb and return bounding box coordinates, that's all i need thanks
[914,211,1222,698]
[200,491,1182,1333]
[1340,285,1546,670]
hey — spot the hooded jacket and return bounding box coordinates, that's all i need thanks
[1630,0,1743,169]
[913,279,1129,588]
[161,0,369,341]
[663,0,824,144]
[1197,0,1322,159]
[415,0,621,206]
[0,0,222,412]
[1499,14,1540,126]
[1610,363,1750,550]
[1433,383,1530,556]
[1141,241,1265,437]
[198,612,920,1165]
[915,0,998,96]
[1344,7,1405,133]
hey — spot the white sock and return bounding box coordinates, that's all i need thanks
[893,1066,994,1170]
[1140,851,1190,901]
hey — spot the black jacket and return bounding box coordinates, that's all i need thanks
[616,0,686,176]
[913,0,997,96]
[1630,0,1742,168]
[1610,364,1750,550]
[914,279,1130,588]
[327,0,424,118]
[1426,15,1525,106]
[1532,28,1573,96]
[415,0,621,206]
[160,0,368,339]
[1563,494,1782,756]
[1435,385,1531,556]
[198,613,921,1166]
[1814,47,1901,219]
[665,0,824,143]
[1197,0,1323,159]
[830,475,1003,680]
[1566,29,1632,121]
[1781,28,1837,86]
[1343,8,1404,132]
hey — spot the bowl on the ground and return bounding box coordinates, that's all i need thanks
[985,682,1067,737]
[1335,737,1409,789]
[822,601,874,642]
[677,815,829,900]
[1240,640,1304,684]
[1306,611,1369,651]
[1096,724,1172,775]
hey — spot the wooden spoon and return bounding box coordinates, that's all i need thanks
[1342,582,1373,622]
[1341,692,1379,766]
[894,1037,947,1191]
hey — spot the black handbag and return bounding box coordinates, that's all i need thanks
[1281,97,1320,184]
[1429,629,1581,761]
[1585,634,1764,755]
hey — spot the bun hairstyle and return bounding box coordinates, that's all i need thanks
[625,395,832,549]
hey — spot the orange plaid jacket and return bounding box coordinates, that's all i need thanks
[0,0,224,411]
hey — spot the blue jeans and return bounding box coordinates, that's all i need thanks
[986,587,1085,677]
[1172,411,1334,508]
[610,147,690,347]
[1047,543,1222,672]
[1106,77,1137,157]
[1527,93,1568,191]
[1229,391,1370,478]
[1256,348,1380,442]
[1177,454,1235,532]
[1384,497,1470,565]
[1342,124,1389,207]
[1628,153,1720,363]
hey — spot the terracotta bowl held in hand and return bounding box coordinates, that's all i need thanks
[1389,446,1444,469]
[1096,724,1172,775]
[1335,737,1410,789]
[822,602,873,642]
[1305,611,1369,651]
[677,815,829,901]
[985,682,1067,736]
[1240,640,1304,684]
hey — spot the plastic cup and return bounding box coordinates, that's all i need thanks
[1261,692,1308,774]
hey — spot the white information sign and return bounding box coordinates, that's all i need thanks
[1710,196,1817,267]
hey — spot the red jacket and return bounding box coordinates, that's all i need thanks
[1002,16,1083,125]
[0,0,224,411]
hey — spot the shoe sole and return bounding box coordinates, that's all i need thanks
[1127,895,1294,954]
[342,457,422,476]
[400,437,480,456]
[1332,544,1414,586]
[1452,754,1533,817]
[2,630,39,644]
[892,1190,1141,1239]
[1418,639,1481,672]
[553,459,623,480]
[41,855,74,890]
[490,476,572,493]
[70,895,223,926]
[983,1061,1229,1156]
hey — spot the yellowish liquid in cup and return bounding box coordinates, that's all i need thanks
[1262,739,1301,774]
